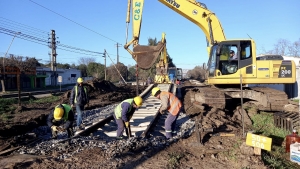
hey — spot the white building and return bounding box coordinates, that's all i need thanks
[36,67,81,86]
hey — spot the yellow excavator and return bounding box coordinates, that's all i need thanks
[124,0,296,111]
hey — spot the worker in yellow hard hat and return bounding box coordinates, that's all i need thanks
[70,77,89,131]
[152,87,182,140]
[47,104,75,139]
[113,96,143,139]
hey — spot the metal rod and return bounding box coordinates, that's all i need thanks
[240,74,245,137]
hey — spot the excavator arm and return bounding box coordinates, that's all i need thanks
[124,0,166,69]
[158,0,226,55]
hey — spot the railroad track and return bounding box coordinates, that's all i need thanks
[2,83,194,158]
[76,83,173,140]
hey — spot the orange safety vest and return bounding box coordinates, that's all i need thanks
[160,91,182,116]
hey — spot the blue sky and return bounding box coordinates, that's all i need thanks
[0,0,299,70]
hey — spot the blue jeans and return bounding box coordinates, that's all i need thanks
[75,104,84,127]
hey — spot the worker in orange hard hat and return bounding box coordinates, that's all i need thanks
[70,77,89,131]
[47,104,75,139]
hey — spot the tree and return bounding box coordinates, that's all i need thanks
[127,65,136,81]
[6,55,37,106]
[107,62,127,83]
[77,64,87,77]
[260,38,300,57]
[78,57,96,66]
[186,65,206,81]
[87,62,105,79]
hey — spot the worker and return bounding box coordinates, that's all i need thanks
[229,50,237,60]
[113,96,143,139]
[152,87,182,140]
[47,104,75,139]
[70,77,89,130]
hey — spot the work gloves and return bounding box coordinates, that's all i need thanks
[159,109,165,114]
[125,122,130,128]
[51,125,58,132]
[51,125,65,132]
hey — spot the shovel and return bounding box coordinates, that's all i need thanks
[125,122,132,138]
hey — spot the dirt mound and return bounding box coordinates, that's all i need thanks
[85,79,117,93]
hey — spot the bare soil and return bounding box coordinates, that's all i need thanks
[0,79,276,169]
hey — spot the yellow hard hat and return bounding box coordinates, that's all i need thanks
[151,87,160,96]
[54,107,64,120]
[77,77,84,83]
[133,96,143,107]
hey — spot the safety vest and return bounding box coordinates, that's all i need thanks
[55,104,71,121]
[160,91,182,116]
[74,85,87,104]
[114,99,133,119]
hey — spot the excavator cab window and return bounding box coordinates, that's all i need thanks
[207,45,218,77]
[218,43,239,75]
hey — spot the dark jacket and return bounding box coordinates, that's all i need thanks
[47,104,75,129]
[70,84,89,106]
[120,102,136,122]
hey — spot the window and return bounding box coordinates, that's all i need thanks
[71,74,76,77]
[240,41,252,60]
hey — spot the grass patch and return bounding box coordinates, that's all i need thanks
[27,95,60,104]
[0,98,18,114]
[251,112,290,137]
[251,112,300,168]
[222,139,243,162]
[167,151,184,168]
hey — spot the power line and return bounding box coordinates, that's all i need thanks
[0,17,48,34]
[28,0,120,43]
[0,27,104,57]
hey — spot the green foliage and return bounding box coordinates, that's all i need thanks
[0,98,17,114]
[167,151,184,168]
[106,62,127,82]
[250,112,300,168]
[87,62,105,79]
[78,64,88,77]
[27,95,60,104]
[251,112,289,137]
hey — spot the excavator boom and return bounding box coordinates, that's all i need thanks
[158,0,226,54]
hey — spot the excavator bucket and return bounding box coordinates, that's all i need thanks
[132,42,165,69]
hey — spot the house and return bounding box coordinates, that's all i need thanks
[36,67,82,86]
[0,66,83,90]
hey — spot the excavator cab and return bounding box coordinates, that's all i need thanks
[207,39,295,85]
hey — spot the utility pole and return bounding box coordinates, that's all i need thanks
[1,31,21,93]
[50,30,57,86]
[102,50,106,80]
[115,43,122,63]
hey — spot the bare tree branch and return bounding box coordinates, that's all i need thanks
[78,57,96,66]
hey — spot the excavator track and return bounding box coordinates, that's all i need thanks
[249,86,289,111]
[187,80,295,112]
[188,86,226,110]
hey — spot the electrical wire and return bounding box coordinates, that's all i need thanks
[28,0,120,44]
[0,27,104,57]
